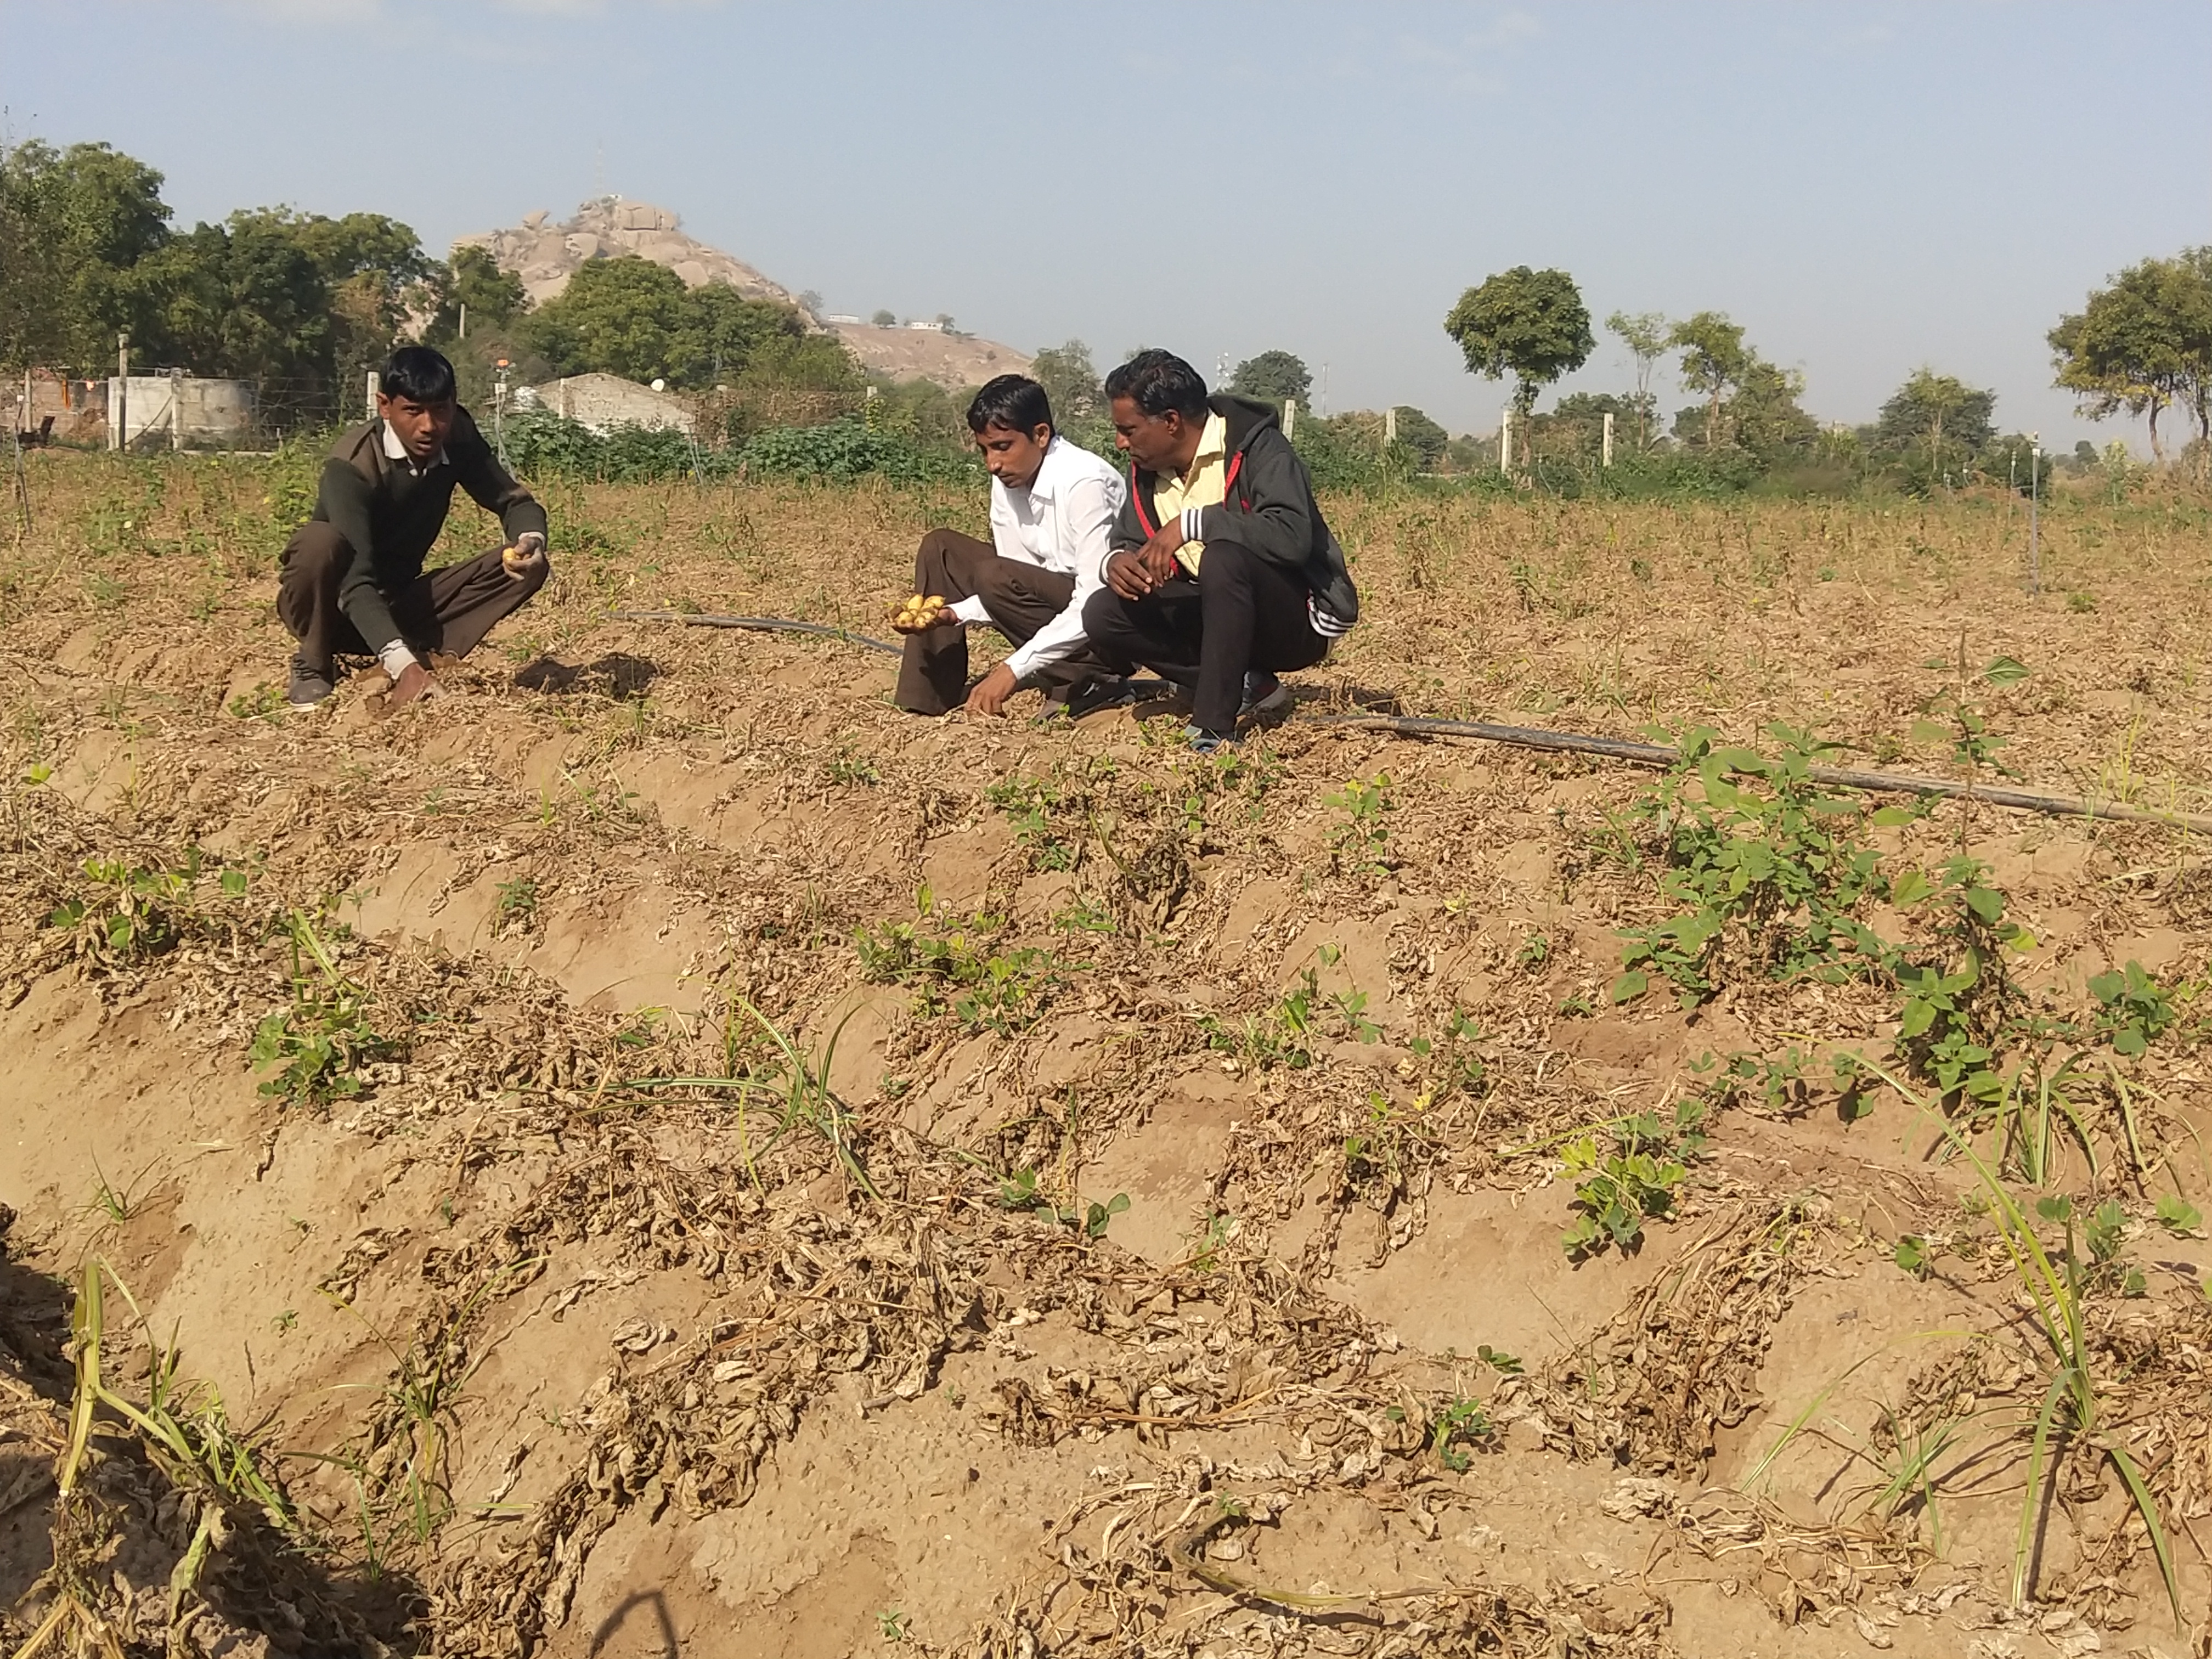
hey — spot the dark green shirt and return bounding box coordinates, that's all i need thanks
[312,408,549,651]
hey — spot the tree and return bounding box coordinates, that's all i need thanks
[1876,368,1996,481]
[870,309,896,327]
[0,138,173,372]
[1667,312,1749,448]
[426,246,527,341]
[1443,267,1594,452]
[1605,309,1669,449]
[1228,349,1312,409]
[138,213,335,385]
[1542,391,1654,458]
[2050,251,2212,461]
[1030,339,1102,422]
[524,256,687,383]
[669,284,805,386]
[1392,405,1449,467]
[1729,359,1818,461]
[797,289,823,317]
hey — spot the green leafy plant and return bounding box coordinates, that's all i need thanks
[2087,960,2177,1057]
[1559,1102,1706,1259]
[493,876,539,933]
[1612,724,1895,1009]
[1430,1398,1494,1471]
[250,911,392,1109]
[1322,771,1395,877]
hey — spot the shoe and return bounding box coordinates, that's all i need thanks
[1186,724,1239,755]
[286,655,334,710]
[1059,676,1139,719]
[1240,672,1291,717]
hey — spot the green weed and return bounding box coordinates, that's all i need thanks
[1322,771,1395,877]
[250,910,392,1109]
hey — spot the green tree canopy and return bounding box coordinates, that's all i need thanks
[0,138,173,371]
[1030,339,1102,424]
[1666,312,1750,445]
[1391,405,1449,467]
[524,256,687,383]
[427,246,528,341]
[137,212,335,385]
[1877,369,1996,462]
[1443,267,1593,417]
[1228,349,1312,408]
[2050,251,2212,461]
[1605,309,1670,449]
[524,256,816,390]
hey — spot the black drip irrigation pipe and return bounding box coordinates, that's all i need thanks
[606,609,2212,835]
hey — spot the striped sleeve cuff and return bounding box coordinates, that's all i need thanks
[1180,505,1203,541]
[1308,595,1355,639]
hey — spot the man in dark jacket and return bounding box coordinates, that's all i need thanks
[276,346,550,710]
[1081,351,1357,752]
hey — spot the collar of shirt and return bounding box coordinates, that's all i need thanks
[380,420,448,476]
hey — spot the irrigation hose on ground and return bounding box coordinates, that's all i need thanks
[607,609,2212,836]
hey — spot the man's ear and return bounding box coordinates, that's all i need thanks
[1031,423,1053,447]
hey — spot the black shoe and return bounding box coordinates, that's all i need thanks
[1059,675,1139,719]
[286,654,335,711]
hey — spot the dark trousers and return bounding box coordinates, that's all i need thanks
[1081,541,1328,735]
[893,528,1105,715]
[276,520,548,672]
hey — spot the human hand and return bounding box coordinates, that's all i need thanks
[963,662,1020,716]
[1107,549,1170,600]
[389,661,443,707]
[503,531,547,578]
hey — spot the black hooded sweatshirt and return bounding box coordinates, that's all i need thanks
[1108,394,1359,629]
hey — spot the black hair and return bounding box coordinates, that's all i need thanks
[966,374,1054,437]
[1103,349,1209,420]
[381,345,457,405]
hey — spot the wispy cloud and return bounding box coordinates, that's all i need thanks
[1393,9,1541,94]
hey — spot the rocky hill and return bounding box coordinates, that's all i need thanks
[458,198,1030,389]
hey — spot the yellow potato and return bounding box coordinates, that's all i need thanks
[924,595,945,608]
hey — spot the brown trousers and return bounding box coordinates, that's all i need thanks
[893,528,1108,714]
[276,520,548,672]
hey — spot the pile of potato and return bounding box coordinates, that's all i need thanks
[891,592,949,633]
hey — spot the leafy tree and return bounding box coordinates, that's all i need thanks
[1605,310,1670,449]
[524,255,687,383]
[2050,251,2212,461]
[425,246,527,342]
[798,289,824,317]
[669,284,805,386]
[1729,359,1818,460]
[1542,391,1654,458]
[870,309,897,327]
[1392,405,1449,467]
[138,212,335,385]
[1443,268,1594,446]
[0,138,173,372]
[1228,349,1312,409]
[1876,368,1996,481]
[1030,339,1102,423]
[1667,312,1750,447]
[736,331,862,395]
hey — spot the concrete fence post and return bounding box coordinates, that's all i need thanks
[1384,407,1397,443]
[114,335,129,452]
[1499,408,1513,473]
[365,371,380,422]
[1602,411,1615,469]
[1284,397,1297,439]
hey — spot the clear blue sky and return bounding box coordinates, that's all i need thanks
[5,1,2207,447]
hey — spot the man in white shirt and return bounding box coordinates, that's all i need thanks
[893,375,1127,717]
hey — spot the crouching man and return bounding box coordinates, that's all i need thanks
[277,345,550,710]
[1082,351,1358,753]
[895,375,1127,718]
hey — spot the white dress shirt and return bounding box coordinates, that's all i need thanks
[948,436,1125,683]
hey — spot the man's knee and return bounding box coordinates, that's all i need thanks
[281,520,352,577]
[1194,540,1256,595]
[915,527,969,575]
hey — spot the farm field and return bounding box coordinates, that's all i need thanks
[6,451,2212,1659]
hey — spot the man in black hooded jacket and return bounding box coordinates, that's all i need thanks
[1081,351,1357,751]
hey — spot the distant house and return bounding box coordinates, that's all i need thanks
[822,313,862,325]
[526,373,695,436]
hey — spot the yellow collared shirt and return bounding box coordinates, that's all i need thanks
[1150,412,1228,574]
